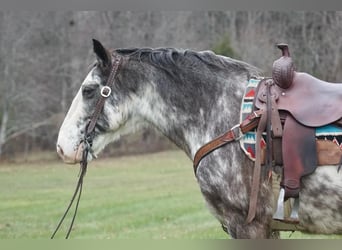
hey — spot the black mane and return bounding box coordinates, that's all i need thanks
[115,47,260,78]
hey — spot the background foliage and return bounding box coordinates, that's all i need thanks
[1,11,342,158]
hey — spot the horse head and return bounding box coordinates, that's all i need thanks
[56,39,144,164]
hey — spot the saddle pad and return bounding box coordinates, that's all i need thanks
[240,78,342,161]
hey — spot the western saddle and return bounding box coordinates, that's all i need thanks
[193,44,342,226]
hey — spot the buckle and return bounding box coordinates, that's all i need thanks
[253,111,261,118]
[231,124,243,141]
[100,86,112,98]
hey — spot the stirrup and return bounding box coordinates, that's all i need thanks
[289,197,299,220]
[273,188,285,220]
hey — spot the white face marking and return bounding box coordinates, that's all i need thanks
[56,91,84,163]
[57,69,97,163]
[57,67,150,164]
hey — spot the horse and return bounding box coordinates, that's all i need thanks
[56,39,342,239]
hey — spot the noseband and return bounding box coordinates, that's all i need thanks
[51,53,122,239]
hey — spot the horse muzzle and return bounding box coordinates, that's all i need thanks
[56,142,85,164]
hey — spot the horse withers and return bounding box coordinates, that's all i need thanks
[57,39,342,238]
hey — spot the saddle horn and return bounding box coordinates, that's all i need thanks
[272,43,295,89]
[277,43,290,57]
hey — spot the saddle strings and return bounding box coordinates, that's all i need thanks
[50,141,89,239]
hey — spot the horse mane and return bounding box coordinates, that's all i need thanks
[115,47,261,78]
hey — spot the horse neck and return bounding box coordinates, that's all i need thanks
[135,70,246,159]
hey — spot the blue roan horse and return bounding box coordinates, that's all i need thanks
[57,39,342,238]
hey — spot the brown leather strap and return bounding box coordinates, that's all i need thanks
[192,105,266,224]
[245,108,268,223]
[245,81,281,223]
[193,130,236,174]
[193,110,263,174]
[86,54,122,136]
[271,98,283,165]
[270,98,283,138]
[240,110,264,133]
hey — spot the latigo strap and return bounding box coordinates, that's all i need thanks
[193,110,263,174]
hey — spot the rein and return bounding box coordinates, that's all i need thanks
[51,53,122,239]
[50,144,89,239]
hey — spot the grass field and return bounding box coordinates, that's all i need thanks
[0,150,340,239]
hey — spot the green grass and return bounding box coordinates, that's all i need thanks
[0,150,227,239]
[0,150,341,239]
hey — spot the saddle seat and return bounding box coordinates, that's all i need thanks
[255,72,342,127]
[274,72,342,127]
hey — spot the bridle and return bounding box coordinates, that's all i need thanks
[85,54,123,146]
[51,53,122,239]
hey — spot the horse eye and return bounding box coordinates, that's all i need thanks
[82,84,98,99]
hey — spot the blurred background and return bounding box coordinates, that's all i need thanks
[1,11,342,161]
[2,11,342,239]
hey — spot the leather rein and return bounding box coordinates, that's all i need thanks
[51,53,122,239]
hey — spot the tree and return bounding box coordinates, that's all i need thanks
[0,12,74,156]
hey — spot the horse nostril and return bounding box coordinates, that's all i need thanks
[56,144,64,158]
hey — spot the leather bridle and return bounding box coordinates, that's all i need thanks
[85,53,123,147]
[51,53,122,239]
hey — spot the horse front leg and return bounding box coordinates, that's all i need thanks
[235,220,276,239]
[222,215,275,239]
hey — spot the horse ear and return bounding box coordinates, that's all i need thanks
[92,39,111,68]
